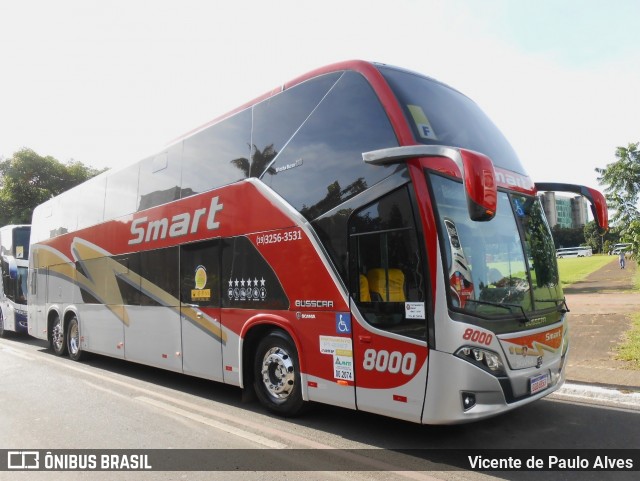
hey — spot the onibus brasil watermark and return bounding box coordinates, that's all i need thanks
[6,451,151,471]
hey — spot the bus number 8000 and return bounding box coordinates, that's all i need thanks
[462,328,493,346]
[362,349,417,375]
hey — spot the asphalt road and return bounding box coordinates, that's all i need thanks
[1,334,638,481]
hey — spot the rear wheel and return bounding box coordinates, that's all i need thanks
[253,330,305,417]
[67,316,83,361]
[50,314,67,356]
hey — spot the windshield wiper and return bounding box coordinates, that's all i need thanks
[465,299,529,321]
[534,297,570,314]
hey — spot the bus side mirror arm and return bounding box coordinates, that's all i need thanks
[535,182,609,232]
[363,146,497,222]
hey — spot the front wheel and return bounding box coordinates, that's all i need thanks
[67,316,84,361]
[253,330,305,417]
[50,314,67,356]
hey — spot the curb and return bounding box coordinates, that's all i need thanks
[552,382,640,411]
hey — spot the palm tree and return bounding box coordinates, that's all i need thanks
[230,144,278,178]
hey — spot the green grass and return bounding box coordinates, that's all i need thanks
[617,261,640,367]
[557,255,616,286]
[616,313,640,368]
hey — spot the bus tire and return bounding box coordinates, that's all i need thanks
[0,312,5,338]
[67,315,84,362]
[253,330,305,417]
[50,313,67,356]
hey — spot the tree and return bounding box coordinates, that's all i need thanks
[584,220,621,255]
[230,144,278,178]
[550,226,585,249]
[0,148,105,225]
[596,142,640,257]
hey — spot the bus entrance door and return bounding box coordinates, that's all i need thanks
[348,187,429,422]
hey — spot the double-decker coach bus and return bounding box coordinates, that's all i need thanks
[27,61,608,424]
[0,225,30,337]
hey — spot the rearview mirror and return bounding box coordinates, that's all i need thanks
[535,182,609,231]
[363,145,497,222]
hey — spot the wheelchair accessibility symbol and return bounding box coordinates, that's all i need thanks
[336,313,351,334]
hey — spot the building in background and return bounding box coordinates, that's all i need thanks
[539,191,589,229]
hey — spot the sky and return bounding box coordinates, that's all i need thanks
[1,0,639,192]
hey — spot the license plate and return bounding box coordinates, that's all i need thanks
[530,373,549,394]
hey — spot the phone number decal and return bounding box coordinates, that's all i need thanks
[256,229,303,245]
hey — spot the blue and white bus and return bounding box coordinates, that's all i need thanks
[0,225,30,336]
[555,247,592,258]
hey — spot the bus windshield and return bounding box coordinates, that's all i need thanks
[378,65,526,176]
[430,174,562,318]
[1,262,28,305]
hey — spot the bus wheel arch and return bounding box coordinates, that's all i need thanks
[247,326,306,417]
[48,309,67,356]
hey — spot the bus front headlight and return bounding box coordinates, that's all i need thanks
[455,346,506,376]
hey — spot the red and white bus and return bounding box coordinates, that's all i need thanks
[27,61,608,424]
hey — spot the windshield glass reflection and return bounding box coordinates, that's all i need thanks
[430,174,562,318]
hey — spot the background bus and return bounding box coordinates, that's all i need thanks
[609,243,632,255]
[27,61,607,424]
[0,225,30,337]
[555,246,593,258]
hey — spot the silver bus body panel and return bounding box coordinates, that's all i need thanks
[78,304,125,359]
[123,305,183,373]
[181,308,224,382]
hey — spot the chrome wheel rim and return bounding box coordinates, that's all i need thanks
[69,321,79,355]
[52,320,64,351]
[260,347,295,400]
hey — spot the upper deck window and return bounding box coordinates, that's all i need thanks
[263,71,399,220]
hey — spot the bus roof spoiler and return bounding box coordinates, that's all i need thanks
[363,145,497,222]
[535,182,609,231]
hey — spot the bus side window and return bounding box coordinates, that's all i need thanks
[359,274,371,302]
[221,236,289,310]
[263,71,399,221]
[348,187,427,340]
[181,108,252,197]
[180,239,220,308]
[138,144,183,211]
[251,72,341,179]
[104,163,140,220]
